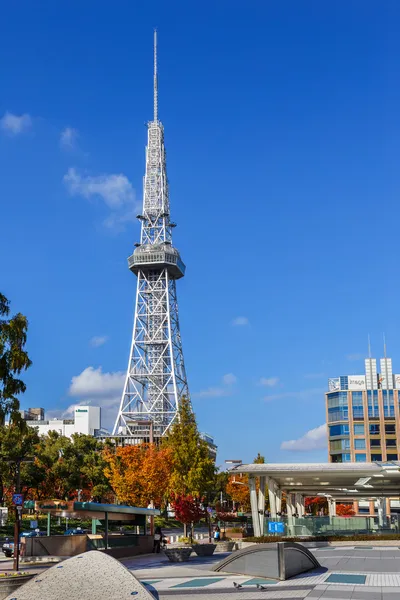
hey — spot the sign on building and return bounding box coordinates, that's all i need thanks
[348,376,366,390]
[328,378,340,392]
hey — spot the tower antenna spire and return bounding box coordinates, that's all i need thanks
[383,333,387,358]
[153,28,158,121]
[368,334,372,358]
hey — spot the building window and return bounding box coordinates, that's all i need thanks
[371,454,382,461]
[327,392,349,408]
[351,391,364,420]
[328,407,348,422]
[383,390,395,418]
[385,424,396,434]
[370,439,381,447]
[343,453,351,462]
[330,439,351,452]
[367,390,379,418]
[387,454,398,460]
[354,424,365,435]
[355,454,367,462]
[386,439,397,447]
[369,424,380,435]
[355,439,366,449]
[340,376,348,390]
[329,424,349,437]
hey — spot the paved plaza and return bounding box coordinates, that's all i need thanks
[3,544,400,599]
[122,545,400,599]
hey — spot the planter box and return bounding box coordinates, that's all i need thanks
[0,574,34,600]
[192,544,216,557]
[215,541,235,552]
[227,532,245,539]
[164,547,192,562]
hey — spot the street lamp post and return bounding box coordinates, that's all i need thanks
[13,459,21,572]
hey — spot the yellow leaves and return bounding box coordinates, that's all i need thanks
[103,444,173,507]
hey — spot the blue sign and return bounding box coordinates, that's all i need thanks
[12,494,24,506]
[268,521,285,534]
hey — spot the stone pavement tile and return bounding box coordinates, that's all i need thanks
[305,591,324,599]
[351,591,382,600]
[382,588,400,597]
[319,590,356,599]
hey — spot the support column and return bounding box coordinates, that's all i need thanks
[258,476,266,535]
[377,497,386,528]
[286,493,293,518]
[249,476,261,537]
[268,479,277,519]
[328,498,336,518]
[276,489,282,515]
[295,493,302,517]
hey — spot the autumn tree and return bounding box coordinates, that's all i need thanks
[225,452,267,512]
[163,396,215,496]
[171,494,206,539]
[336,503,355,517]
[305,497,328,516]
[0,293,32,424]
[104,443,173,507]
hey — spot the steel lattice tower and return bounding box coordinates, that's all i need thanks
[113,31,190,440]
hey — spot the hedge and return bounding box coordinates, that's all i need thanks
[246,534,400,543]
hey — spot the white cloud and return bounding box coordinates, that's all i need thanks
[223,373,237,385]
[0,112,32,135]
[259,377,279,387]
[64,167,134,209]
[346,353,364,361]
[89,335,108,348]
[232,316,249,326]
[195,373,237,398]
[69,366,125,397]
[264,387,325,403]
[60,127,79,150]
[281,424,327,451]
[64,167,137,231]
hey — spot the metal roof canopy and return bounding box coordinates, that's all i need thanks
[231,462,400,500]
[35,500,160,521]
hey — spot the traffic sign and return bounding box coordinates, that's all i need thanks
[268,521,285,534]
[12,494,24,506]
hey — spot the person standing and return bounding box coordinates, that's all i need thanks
[153,526,162,553]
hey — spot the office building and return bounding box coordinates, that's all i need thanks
[21,406,104,438]
[326,355,400,515]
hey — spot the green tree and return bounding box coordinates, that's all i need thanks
[0,417,40,504]
[0,293,32,424]
[163,396,216,497]
[33,431,111,501]
[254,453,265,464]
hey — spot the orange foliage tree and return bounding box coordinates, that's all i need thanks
[336,503,355,517]
[226,474,251,512]
[103,443,173,507]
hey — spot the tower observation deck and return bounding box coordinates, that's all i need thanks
[113,31,190,441]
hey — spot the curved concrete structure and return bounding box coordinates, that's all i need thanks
[213,542,320,580]
[5,550,154,600]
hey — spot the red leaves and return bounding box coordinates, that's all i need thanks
[170,494,206,525]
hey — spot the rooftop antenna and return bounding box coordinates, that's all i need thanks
[153,29,158,122]
[383,333,387,358]
[368,334,372,359]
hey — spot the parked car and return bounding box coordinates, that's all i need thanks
[2,531,45,557]
[64,527,86,536]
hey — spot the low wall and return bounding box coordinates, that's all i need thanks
[104,535,153,558]
[23,535,87,557]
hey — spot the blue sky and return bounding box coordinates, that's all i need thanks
[2,1,400,464]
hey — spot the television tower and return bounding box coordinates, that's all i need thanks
[113,31,190,440]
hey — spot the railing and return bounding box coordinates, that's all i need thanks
[262,515,400,537]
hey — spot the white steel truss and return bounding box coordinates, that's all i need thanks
[113,31,190,439]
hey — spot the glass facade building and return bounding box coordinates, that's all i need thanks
[327,357,400,465]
